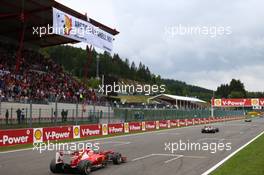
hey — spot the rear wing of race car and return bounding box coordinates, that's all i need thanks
[55,151,77,164]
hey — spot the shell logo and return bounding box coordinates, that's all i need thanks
[214,99,222,106]
[64,15,72,35]
[124,123,129,133]
[102,124,108,135]
[156,121,160,129]
[34,129,42,141]
[251,99,259,106]
[142,122,146,131]
[74,127,79,137]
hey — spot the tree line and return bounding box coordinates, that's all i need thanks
[42,45,263,101]
[215,79,264,98]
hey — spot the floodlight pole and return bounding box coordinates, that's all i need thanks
[84,45,93,82]
[96,55,100,79]
[211,91,215,118]
[15,4,27,73]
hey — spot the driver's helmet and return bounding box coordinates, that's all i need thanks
[85,148,94,156]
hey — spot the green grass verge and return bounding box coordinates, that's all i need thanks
[211,132,264,175]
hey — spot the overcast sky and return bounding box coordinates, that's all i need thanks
[57,0,264,92]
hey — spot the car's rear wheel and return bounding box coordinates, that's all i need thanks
[50,158,63,173]
[112,153,122,165]
[78,160,92,175]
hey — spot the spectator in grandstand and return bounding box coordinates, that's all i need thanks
[0,43,101,104]
[21,108,25,124]
[100,110,103,119]
[16,108,21,124]
[5,109,9,125]
[61,109,65,122]
[65,110,68,122]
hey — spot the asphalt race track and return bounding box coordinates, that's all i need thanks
[1,118,264,175]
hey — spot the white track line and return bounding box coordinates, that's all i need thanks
[132,153,205,163]
[201,130,264,175]
[131,154,154,161]
[157,133,180,135]
[164,155,183,164]
[197,138,234,142]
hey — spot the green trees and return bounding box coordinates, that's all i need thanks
[42,45,215,101]
[215,79,247,98]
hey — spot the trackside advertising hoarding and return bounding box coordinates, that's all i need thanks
[129,122,142,132]
[0,117,244,147]
[80,124,101,138]
[159,120,169,128]
[145,121,156,130]
[52,8,114,52]
[0,128,33,146]
[213,98,264,107]
[108,123,124,134]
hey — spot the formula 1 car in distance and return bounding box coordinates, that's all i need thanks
[201,126,219,133]
[245,118,252,122]
[50,148,127,175]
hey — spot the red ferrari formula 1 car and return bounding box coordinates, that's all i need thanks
[50,148,127,175]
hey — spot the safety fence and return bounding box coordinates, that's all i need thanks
[0,115,245,147]
[114,108,244,122]
[0,107,244,129]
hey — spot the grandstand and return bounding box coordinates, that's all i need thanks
[148,94,207,109]
[0,0,119,104]
[0,0,120,128]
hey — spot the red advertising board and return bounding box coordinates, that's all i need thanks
[204,118,209,124]
[209,117,215,123]
[259,98,264,106]
[108,123,124,134]
[80,124,101,138]
[145,121,156,130]
[200,118,205,124]
[187,119,193,126]
[129,122,141,132]
[179,119,186,127]
[170,120,178,127]
[0,128,33,146]
[43,126,72,142]
[159,120,168,128]
[213,98,264,107]
[194,118,200,125]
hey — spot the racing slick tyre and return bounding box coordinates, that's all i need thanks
[50,158,63,173]
[112,153,122,165]
[78,160,92,175]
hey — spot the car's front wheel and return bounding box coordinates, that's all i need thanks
[50,158,63,173]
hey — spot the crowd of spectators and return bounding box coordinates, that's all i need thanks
[0,42,98,104]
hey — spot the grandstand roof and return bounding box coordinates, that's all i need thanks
[0,0,119,47]
[148,94,206,104]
